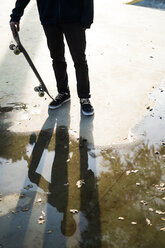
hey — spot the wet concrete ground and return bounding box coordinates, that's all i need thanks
[1,0,165,247]
[1,92,165,247]
[1,137,165,248]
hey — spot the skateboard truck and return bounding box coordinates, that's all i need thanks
[9,26,54,100]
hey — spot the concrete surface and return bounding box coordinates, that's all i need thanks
[1,1,165,247]
[1,0,165,147]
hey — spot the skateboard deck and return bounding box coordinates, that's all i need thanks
[9,27,54,101]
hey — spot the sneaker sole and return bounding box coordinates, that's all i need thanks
[81,109,94,116]
[49,98,70,110]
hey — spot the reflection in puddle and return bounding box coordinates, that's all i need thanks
[1,127,165,247]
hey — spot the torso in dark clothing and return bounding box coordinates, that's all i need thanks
[10,0,94,28]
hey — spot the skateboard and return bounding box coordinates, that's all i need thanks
[9,27,54,100]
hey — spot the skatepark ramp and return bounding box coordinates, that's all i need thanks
[126,0,165,10]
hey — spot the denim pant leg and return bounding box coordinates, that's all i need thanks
[63,23,91,99]
[43,24,69,94]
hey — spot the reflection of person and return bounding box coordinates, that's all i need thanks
[10,0,94,116]
[28,102,76,236]
[29,125,76,237]
[79,135,101,247]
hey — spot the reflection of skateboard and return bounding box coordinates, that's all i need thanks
[9,27,54,100]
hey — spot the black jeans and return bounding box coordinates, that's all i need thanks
[43,22,91,99]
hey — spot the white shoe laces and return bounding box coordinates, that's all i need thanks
[55,93,66,101]
[80,98,90,105]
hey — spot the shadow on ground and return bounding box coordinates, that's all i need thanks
[1,101,165,247]
[0,102,102,248]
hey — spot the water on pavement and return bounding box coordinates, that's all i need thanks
[1,120,165,247]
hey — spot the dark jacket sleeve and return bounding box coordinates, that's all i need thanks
[10,0,31,22]
[81,0,94,29]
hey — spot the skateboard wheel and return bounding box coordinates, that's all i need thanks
[34,86,39,92]
[14,48,21,55]
[38,91,44,97]
[9,44,15,50]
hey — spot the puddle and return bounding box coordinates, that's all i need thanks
[132,80,165,147]
[126,0,165,10]
[0,102,27,113]
[1,128,165,247]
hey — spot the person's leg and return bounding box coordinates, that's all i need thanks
[63,23,94,115]
[63,23,90,99]
[43,24,70,94]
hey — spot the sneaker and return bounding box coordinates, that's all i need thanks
[80,98,94,116]
[49,93,70,109]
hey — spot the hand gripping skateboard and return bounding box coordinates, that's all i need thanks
[9,27,54,100]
